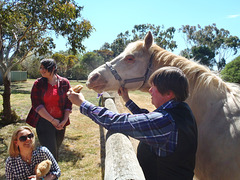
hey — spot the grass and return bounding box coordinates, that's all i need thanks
[0,79,154,180]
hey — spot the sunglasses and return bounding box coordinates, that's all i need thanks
[19,133,34,142]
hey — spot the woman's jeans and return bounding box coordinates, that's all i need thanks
[36,117,65,161]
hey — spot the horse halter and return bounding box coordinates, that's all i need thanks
[105,53,155,89]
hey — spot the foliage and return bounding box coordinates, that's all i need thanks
[110,31,131,57]
[27,58,41,78]
[0,0,94,124]
[103,24,177,57]
[95,49,114,62]
[179,24,240,70]
[52,53,78,78]
[81,52,105,75]
[70,63,88,80]
[0,80,102,179]
[221,56,240,83]
[132,24,177,51]
[180,46,215,68]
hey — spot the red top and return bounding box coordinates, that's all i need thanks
[44,83,62,118]
[26,75,72,128]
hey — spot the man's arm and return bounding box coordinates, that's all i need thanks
[80,100,175,147]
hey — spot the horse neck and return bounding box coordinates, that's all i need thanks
[149,46,230,122]
[150,45,227,97]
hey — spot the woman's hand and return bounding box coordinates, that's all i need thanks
[56,120,66,130]
[67,89,85,106]
[118,87,130,103]
[51,118,60,128]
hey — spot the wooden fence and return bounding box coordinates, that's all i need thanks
[99,92,145,180]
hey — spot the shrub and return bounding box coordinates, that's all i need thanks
[221,56,240,83]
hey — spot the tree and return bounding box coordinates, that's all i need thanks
[221,56,240,83]
[81,52,105,75]
[179,24,240,70]
[180,46,215,68]
[104,24,177,58]
[65,55,78,78]
[0,0,94,124]
[94,49,114,62]
[132,24,177,51]
[51,53,78,78]
[71,63,87,80]
[110,31,131,57]
[52,53,66,75]
[22,55,41,79]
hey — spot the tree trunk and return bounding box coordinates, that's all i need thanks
[2,75,12,124]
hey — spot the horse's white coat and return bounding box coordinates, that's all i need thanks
[86,32,240,180]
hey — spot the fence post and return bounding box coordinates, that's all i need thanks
[100,92,145,180]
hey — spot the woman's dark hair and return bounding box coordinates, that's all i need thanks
[40,58,57,74]
[149,66,189,101]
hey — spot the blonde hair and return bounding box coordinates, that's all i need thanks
[8,126,35,157]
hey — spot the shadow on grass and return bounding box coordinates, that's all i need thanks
[0,84,31,94]
[10,84,31,94]
[58,136,84,165]
[11,89,30,94]
[0,120,26,130]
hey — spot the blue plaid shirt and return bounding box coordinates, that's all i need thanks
[5,146,61,180]
[80,99,178,157]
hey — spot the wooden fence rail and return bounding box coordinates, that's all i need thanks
[99,92,145,180]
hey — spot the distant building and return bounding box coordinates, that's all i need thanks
[0,71,27,85]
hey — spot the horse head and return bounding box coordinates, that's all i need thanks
[86,32,154,93]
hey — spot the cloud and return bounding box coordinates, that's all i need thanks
[227,14,240,18]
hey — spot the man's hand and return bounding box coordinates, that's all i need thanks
[118,87,130,103]
[67,89,85,106]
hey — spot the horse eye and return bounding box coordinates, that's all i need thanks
[125,55,135,63]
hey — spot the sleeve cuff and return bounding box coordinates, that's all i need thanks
[80,100,93,115]
[125,99,133,107]
[35,104,44,112]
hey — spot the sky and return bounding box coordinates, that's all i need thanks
[54,0,240,63]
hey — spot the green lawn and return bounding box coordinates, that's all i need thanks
[0,79,102,180]
[0,79,153,180]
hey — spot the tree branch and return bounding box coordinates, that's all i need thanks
[9,46,34,72]
[8,25,32,63]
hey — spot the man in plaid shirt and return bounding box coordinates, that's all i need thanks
[68,66,198,180]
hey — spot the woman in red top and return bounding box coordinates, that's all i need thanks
[26,58,72,161]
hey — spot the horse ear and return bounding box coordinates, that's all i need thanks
[144,31,153,50]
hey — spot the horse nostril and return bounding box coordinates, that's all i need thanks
[90,73,100,83]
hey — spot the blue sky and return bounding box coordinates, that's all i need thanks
[54,0,240,63]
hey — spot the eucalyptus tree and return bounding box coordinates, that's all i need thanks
[108,24,177,58]
[81,52,105,75]
[179,24,240,70]
[0,0,94,124]
[132,24,177,51]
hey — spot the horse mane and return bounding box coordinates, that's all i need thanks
[150,45,238,98]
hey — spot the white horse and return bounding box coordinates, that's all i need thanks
[86,31,240,180]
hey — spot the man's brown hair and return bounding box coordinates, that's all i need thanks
[149,66,189,101]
